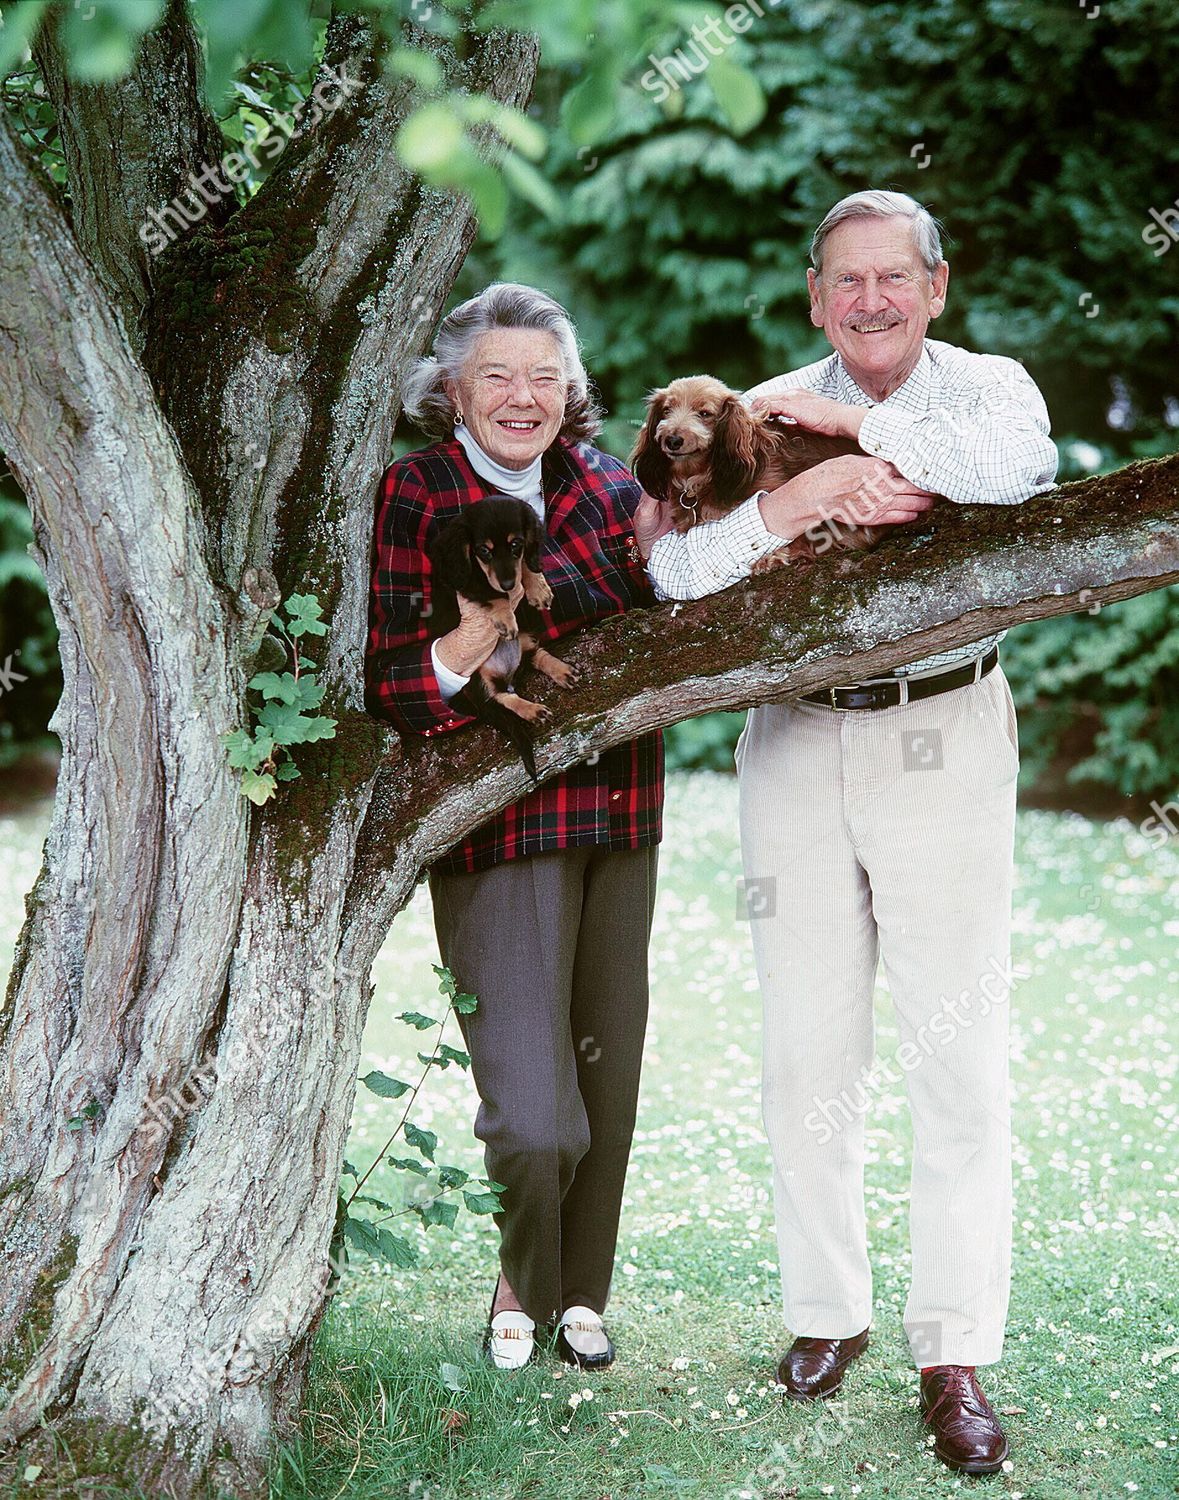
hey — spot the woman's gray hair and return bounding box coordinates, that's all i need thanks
[810,191,945,277]
[402,281,603,442]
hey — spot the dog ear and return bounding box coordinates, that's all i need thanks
[427,515,473,594]
[710,394,762,507]
[631,394,671,500]
[520,504,545,571]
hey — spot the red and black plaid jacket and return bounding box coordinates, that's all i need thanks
[365,435,664,875]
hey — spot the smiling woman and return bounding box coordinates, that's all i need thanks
[365,282,664,1374]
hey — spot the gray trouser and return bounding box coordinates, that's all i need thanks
[429,843,658,1327]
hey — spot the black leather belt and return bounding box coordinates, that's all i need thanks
[799,647,999,711]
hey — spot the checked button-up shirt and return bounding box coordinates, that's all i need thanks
[647,338,1059,678]
[365,436,663,875]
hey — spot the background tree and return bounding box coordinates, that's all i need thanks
[463,0,1179,793]
[0,1,1177,1494]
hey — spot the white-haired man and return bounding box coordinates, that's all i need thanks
[635,190,1058,1475]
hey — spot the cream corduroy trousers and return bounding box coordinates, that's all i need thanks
[735,662,1019,1368]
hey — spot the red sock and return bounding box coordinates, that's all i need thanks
[920,1364,976,1374]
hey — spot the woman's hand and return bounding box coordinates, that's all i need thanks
[633,488,676,559]
[434,582,526,677]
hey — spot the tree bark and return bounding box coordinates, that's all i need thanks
[1,3,1177,1492]
[0,8,540,1496]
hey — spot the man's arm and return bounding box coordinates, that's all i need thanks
[859,360,1057,504]
[644,491,784,602]
[754,359,1059,506]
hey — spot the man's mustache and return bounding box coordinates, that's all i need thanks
[842,310,905,331]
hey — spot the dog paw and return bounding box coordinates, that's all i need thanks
[489,603,518,639]
[550,661,579,689]
[515,699,551,724]
[524,574,554,609]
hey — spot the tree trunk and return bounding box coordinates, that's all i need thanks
[1,3,1178,1491]
[0,8,540,1496]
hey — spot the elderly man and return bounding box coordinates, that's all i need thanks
[636,190,1057,1475]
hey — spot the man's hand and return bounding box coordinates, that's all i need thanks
[759,455,936,540]
[751,389,866,442]
[633,488,676,559]
[434,581,526,677]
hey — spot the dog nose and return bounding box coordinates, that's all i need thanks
[664,433,684,452]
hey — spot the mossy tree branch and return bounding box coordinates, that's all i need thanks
[342,452,1179,940]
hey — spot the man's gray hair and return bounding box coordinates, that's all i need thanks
[402,281,603,442]
[810,191,945,276]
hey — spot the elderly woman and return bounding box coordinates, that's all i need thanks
[365,283,663,1370]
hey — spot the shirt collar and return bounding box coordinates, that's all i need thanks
[453,422,544,502]
[832,341,933,412]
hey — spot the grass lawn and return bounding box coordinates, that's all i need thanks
[2,772,1177,1498]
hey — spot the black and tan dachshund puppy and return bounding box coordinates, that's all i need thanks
[426,496,578,780]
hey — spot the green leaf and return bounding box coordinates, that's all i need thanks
[437,1164,469,1189]
[397,1010,439,1031]
[376,1228,418,1267]
[223,727,271,770]
[499,150,563,220]
[343,1216,417,1267]
[396,101,466,174]
[561,65,618,147]
[388,1155,430,1177]
[438,1044,471,1070]
[419,1197,458,1230]
[434,966,476,1012]
[274,759,300,781]
[56,0,166,84]
[341,1159,359,1180]
[385,46,443,92]
[706,56,766,137]
[283,591,327,634]
[439,1361,466,1393]
[247,671,299,702]
[240,768,277,804]
[255,701,336,744]
[404,1122,437,1162]
[0,0,50,79]
[456,96,546,160]
[352,1192,394,1211]
[462,1189,502,1215]
[65,1100,103,1131]
[360,1070,411,1099]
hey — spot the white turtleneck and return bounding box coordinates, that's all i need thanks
[454,422,545,517]
[430,425,547,699]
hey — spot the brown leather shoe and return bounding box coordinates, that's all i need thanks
[919,1366,1009,1474]
[775,1328,870,1400]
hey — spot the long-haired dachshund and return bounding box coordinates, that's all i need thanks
[426,496,577,781]
[631,374,879,567]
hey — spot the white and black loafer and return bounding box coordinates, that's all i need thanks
[556,1304,614,1370]
[483,1309,536,1370]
